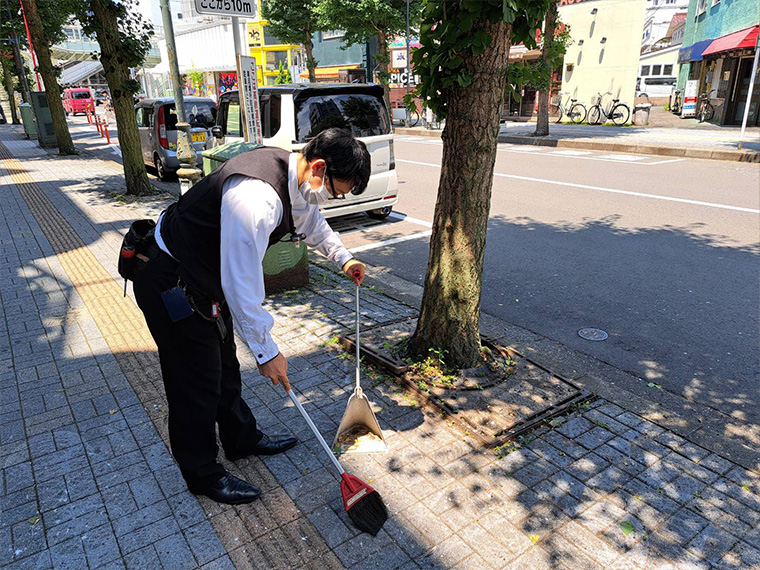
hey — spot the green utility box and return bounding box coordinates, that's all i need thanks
[29,92,57,148]
[19,103,37,139]
[201,141,309,295]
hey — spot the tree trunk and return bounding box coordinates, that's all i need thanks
[408,19,512,369]
[376,31,392,116]
[304,24,317,83]
[89,0,151,196]
[535,1,558,137]
[1,55,20,124]
[20,0,76,154]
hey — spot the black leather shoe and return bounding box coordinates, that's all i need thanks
[188,473,261,505]
[226,434,298,461]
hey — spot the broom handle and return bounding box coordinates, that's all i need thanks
[355,283,361,391]
[288,390,346,475]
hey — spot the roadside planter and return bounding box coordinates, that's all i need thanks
[633,103,652,126]
[202,141,309,295]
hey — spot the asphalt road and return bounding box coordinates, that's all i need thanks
[336,134,760,433]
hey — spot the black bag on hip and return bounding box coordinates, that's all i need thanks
[118,219,156,282]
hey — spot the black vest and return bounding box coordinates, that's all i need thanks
[160,146,295,300]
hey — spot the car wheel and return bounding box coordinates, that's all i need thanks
[154,155,170,182]
[367,206,393,220]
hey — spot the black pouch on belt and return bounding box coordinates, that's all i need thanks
[118,219,156,282]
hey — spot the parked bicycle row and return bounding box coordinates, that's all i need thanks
[669,89,716,123]
[550,91,631,125]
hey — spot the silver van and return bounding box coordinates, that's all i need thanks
[210,84,398,219]
[135,97,216,181]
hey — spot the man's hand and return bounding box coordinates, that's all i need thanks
[258,353,290,392]
[343,259,365,286]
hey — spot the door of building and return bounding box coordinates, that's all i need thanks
[727,57,760,126]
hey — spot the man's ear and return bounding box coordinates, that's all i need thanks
[309,158,327,178]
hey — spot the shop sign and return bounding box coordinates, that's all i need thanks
[391,49,409,70]
[237,56,262,144]
[682,79,698,117]
[195,0,257,18]
[389,71,417,88]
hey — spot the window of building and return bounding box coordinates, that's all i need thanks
[322,30,345,40]
[652,64,662,75]
[265,51,289,72]
[263,28,284,46]
[664,64,673,75]
[641,65,651,76]
[711,0,720,6]
[697,0,708,16]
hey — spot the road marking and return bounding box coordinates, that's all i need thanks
[396,159,760,214]
[388,211,433,228]
[549,150,593,156]
[348,230,432,253]
[596,154,646,162]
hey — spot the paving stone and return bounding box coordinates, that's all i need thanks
[714,540,760,570]
[566,453,609,483]
[155,532,198,570]
[81,523,122,568]
[503,546,555,570]
[661,474,707,505]
[699,453,734,476]
[686,524,740,564]
[556,416,595,439]
[184,520,227,565]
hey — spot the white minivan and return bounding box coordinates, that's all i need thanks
[210,84,398,220]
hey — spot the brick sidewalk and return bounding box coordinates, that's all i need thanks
[1,127,759,569]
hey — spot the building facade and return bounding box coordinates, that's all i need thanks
[559,0,648,112]
[676,0,760,125]
[642,0,691,52]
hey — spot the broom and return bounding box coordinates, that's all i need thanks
[288,389,388,535]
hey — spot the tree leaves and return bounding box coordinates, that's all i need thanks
[620,521,635,535]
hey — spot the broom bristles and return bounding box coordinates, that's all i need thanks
[346,489,388,536]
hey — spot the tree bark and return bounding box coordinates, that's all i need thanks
[408,19,512,369]
[304,23,317,82]
[89,0,151,196]
[1,55,21,124]
[20,0,76,154]
[535,0,558,137]
[376,30,392,115]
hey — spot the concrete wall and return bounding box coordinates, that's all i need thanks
[560,0,648,112]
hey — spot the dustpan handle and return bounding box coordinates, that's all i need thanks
[355,283,361,391]
[288,390,345,476]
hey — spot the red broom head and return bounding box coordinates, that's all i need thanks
[340,473,388,536]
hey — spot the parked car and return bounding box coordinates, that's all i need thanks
[135,97,216,181]
[210,84,398,220]
[62,87,94,116]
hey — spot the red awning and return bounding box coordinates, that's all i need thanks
[701,25,758,57]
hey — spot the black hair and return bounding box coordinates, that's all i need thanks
[301,128,371,195]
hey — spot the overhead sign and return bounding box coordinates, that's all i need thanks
[194,0,257,19]
[237,55,262,144]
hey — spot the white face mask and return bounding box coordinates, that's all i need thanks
[299,180,331,205]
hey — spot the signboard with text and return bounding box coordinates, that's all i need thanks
[682,79,698,117]
[238,56,262,144]
[194,0,257,19]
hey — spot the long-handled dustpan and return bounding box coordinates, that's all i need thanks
[333,282,387,454]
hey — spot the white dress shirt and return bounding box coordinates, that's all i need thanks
[158,153,353,365]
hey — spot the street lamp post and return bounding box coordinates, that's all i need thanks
[405,0,410,128]
[159,0,201,195]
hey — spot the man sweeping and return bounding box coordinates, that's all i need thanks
[132,128,370,504]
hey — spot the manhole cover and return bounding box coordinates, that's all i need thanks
[578,327,608,341]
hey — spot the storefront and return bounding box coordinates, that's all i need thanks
[700,25,759,126]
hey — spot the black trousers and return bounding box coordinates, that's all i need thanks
[133,243,262,485]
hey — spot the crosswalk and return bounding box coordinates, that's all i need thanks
[393,134,685,165]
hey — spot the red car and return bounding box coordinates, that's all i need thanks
[62,88,94,116]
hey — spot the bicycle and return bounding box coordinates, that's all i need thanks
[588,92,630,126]
[549,92,587,124]
[697,89,716,123]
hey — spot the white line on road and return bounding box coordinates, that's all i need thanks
[396,159,760,214]
[388,211,433,228]
[348,230,432,253]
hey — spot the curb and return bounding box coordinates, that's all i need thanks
[498,134,760,163]
[393,126,760,163]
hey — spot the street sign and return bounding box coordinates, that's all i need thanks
[194,0,257,19]
[237,55,262,144]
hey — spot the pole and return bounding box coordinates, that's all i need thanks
[159,0,201,194]
[19,1,41,90]
[231,16,243,56]
[738,33,760,150]
[405,0,410,127]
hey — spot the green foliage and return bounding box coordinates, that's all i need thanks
[317,0,421,49]
[262,0,320,46]
[275,60,292,84]
[187,67,204,89]
[407,0,551,120]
